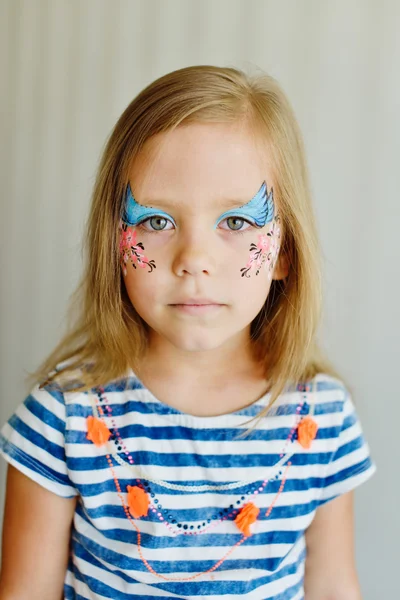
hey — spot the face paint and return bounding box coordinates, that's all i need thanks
[240,215,282,279]
[122,184,176,227]
[215,180,274,230]
[119,186,162,275]
[119,222,156,276]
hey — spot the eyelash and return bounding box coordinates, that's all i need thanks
[136,216,256,235]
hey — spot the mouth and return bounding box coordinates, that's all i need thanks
[169,299,225,315]
[170,298,224,306]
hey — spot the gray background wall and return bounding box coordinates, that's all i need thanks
[1,1,398,597]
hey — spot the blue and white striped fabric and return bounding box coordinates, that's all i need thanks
[0,372,375,599]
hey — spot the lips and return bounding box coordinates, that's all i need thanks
[170,298,222,306]
[169,300,224,315]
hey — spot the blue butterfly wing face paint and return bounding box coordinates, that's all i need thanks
[122,181,274,229]
[215,181,274,229]
[122,185,174,226]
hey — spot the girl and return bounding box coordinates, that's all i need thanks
[0,65,375,600]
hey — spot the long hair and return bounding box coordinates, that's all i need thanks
[34,65,340,417]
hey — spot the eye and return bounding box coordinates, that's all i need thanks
[219,217,253,232]
[138,216,175,232]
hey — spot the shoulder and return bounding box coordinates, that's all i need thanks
[0,379,79,497]
[308,372,351,421]
[37,359,131,406]
[293,373,360,457]
[301,373,367,453]
[305,374,376,501]
[311,372,348,399]
[2,381,69,438]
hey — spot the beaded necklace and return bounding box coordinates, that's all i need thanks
[86,380,318,581]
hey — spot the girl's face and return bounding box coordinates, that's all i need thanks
[121,122,288,353]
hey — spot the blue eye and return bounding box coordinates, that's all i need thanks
[218,217,254,232]
[138,216,175,232]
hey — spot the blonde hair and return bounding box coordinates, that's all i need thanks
[34,65,341,417]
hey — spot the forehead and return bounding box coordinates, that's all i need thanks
[128,122,275,210]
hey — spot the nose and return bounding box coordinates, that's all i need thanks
[172,229,217,277]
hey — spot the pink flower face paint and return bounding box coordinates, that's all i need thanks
[240,215,282,279]
[119,222,156,276]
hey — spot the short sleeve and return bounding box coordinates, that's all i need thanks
[0,383,78,498]
[318,388,376,504]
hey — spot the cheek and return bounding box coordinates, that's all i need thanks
[217,234,273,306]
[224,242,273,319]
[119,226,165,311]
[119,226,162,276]
[122,265,166,325]
[239,219,281,280]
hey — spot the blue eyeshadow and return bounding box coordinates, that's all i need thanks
[215,181,274,229]
[122,185,175,226]
[122,180,274,229]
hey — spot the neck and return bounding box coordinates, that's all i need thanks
[136,328,263,386]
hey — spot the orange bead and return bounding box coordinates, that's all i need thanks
[234,502,260,537]
[297,416,318,449]
[86,416,111,447]
[127,485,150,518]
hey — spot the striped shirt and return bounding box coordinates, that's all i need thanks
[0,371,375,599]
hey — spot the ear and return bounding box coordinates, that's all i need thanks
[272,252,289,281]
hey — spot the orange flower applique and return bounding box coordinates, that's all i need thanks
[234,502,260,537]
[297,416,318,449]
[127,485,150,518]
[86,415,111,447]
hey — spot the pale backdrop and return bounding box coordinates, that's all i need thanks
[1,1,399,597]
